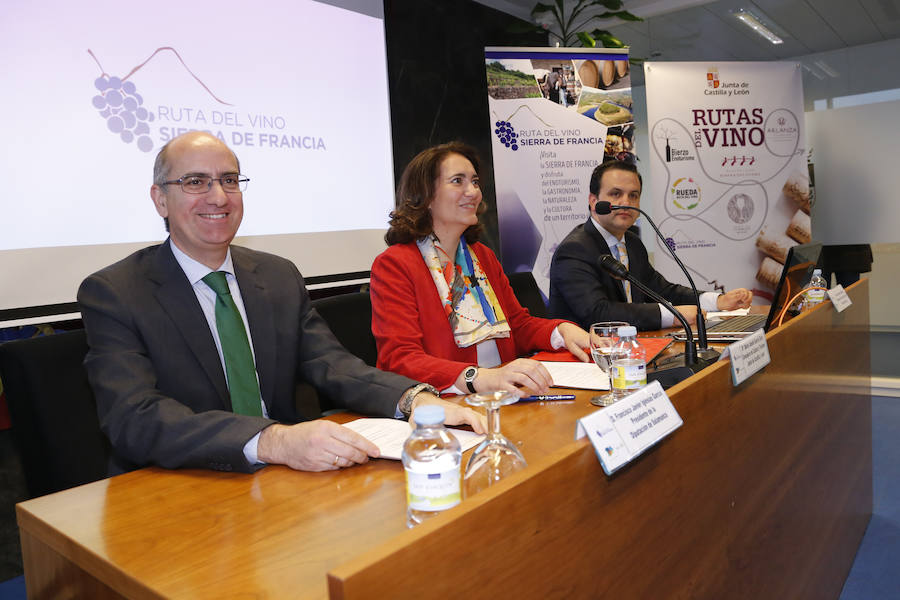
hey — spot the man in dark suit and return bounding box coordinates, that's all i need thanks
[78,131,484,475]
[548,161,752,331]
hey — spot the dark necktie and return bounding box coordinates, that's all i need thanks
[201,271,263,416]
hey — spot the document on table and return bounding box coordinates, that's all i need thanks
[707,308,750,320]
[541,361,609,390]
[343,418,484,460]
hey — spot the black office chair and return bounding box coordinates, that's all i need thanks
[0,330,110,498]
[312,292,378,367]
[309,292,378,413]
[506,271,547,318]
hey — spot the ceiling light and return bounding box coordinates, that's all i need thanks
[801,63,825,80]
[813,60,840,78]
[732,9,783,45]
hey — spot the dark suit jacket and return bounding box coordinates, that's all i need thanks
[77,240,416,474]
[548,220,698,331]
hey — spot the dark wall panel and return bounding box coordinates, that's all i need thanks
[384,0,544,255]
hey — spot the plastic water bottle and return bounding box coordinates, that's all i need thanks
[610,326,647,402]
[803,268,827,310]
[401,405,461,528]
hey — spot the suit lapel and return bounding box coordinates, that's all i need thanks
[150,240,231,408]
[584,220,627,302]
[232,248,276,409]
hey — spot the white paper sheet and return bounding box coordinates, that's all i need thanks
[707,308,751,320]
[541,362,610,390]
[342,418,484,460]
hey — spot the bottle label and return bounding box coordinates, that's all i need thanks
[612,361,646,391]
[405,468,461,512]
[806,289,825,303]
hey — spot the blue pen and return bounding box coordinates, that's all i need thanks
[518,394,576,402]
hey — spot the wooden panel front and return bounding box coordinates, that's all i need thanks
[18,281,872,599]
[328,280,872,599]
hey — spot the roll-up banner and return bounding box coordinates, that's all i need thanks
[644,62,807,301]
[485,47,633,296]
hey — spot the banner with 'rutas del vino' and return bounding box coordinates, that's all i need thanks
[645,62,808,302]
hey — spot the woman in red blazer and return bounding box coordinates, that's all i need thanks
[370,142,589,396]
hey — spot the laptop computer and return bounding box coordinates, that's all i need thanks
[671,241,823,343]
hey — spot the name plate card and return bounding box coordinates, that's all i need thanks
[575,380,683,475]
[727,329,771,386]
[827,285,852,313]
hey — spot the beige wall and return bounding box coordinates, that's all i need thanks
[869,244,900,331]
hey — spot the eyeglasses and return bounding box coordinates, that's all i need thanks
[164,173,249,194]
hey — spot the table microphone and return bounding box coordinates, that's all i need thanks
[599,254,698,369]
[595,201,719,362]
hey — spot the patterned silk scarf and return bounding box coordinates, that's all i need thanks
[417,235,511,348]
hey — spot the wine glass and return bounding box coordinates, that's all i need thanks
[589,321,629,407]
[462,391,527,498]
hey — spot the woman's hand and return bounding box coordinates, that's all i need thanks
[557,322,590,362]
[410,394,487,434]
[458,359,554,397]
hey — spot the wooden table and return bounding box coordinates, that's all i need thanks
[17,281,873,599]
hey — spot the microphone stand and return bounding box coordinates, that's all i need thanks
[599,255,701,371]
[605,202,720,362]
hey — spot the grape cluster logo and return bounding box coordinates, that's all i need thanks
[89,51,155,152]
[88,47,232,154]
[665,237,677,253]
[493,119,519,151]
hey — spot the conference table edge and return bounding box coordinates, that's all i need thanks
[17,493,161,600]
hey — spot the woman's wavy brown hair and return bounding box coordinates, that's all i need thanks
[385,142,486,246]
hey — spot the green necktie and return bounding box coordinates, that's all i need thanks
[202,271,263,416]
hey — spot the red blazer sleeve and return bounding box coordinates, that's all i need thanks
[370,242,565,390]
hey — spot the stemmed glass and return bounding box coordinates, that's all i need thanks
[462,391,527,498]
[589,321,629,407]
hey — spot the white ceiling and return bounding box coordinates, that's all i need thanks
[477,0,900,83]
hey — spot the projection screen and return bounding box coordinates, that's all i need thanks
[0,0,394,316]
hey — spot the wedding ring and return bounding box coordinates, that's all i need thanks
[333,455,340,466]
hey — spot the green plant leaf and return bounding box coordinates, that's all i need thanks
[576,31,598,47]
[589,29,626,48]
[594,0,624,10]
[612,11,643,22]
[528,0,641,48]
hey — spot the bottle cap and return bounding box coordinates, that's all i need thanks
[813,268,822,276]
[412,404,445,425]
[617,325,637,337]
